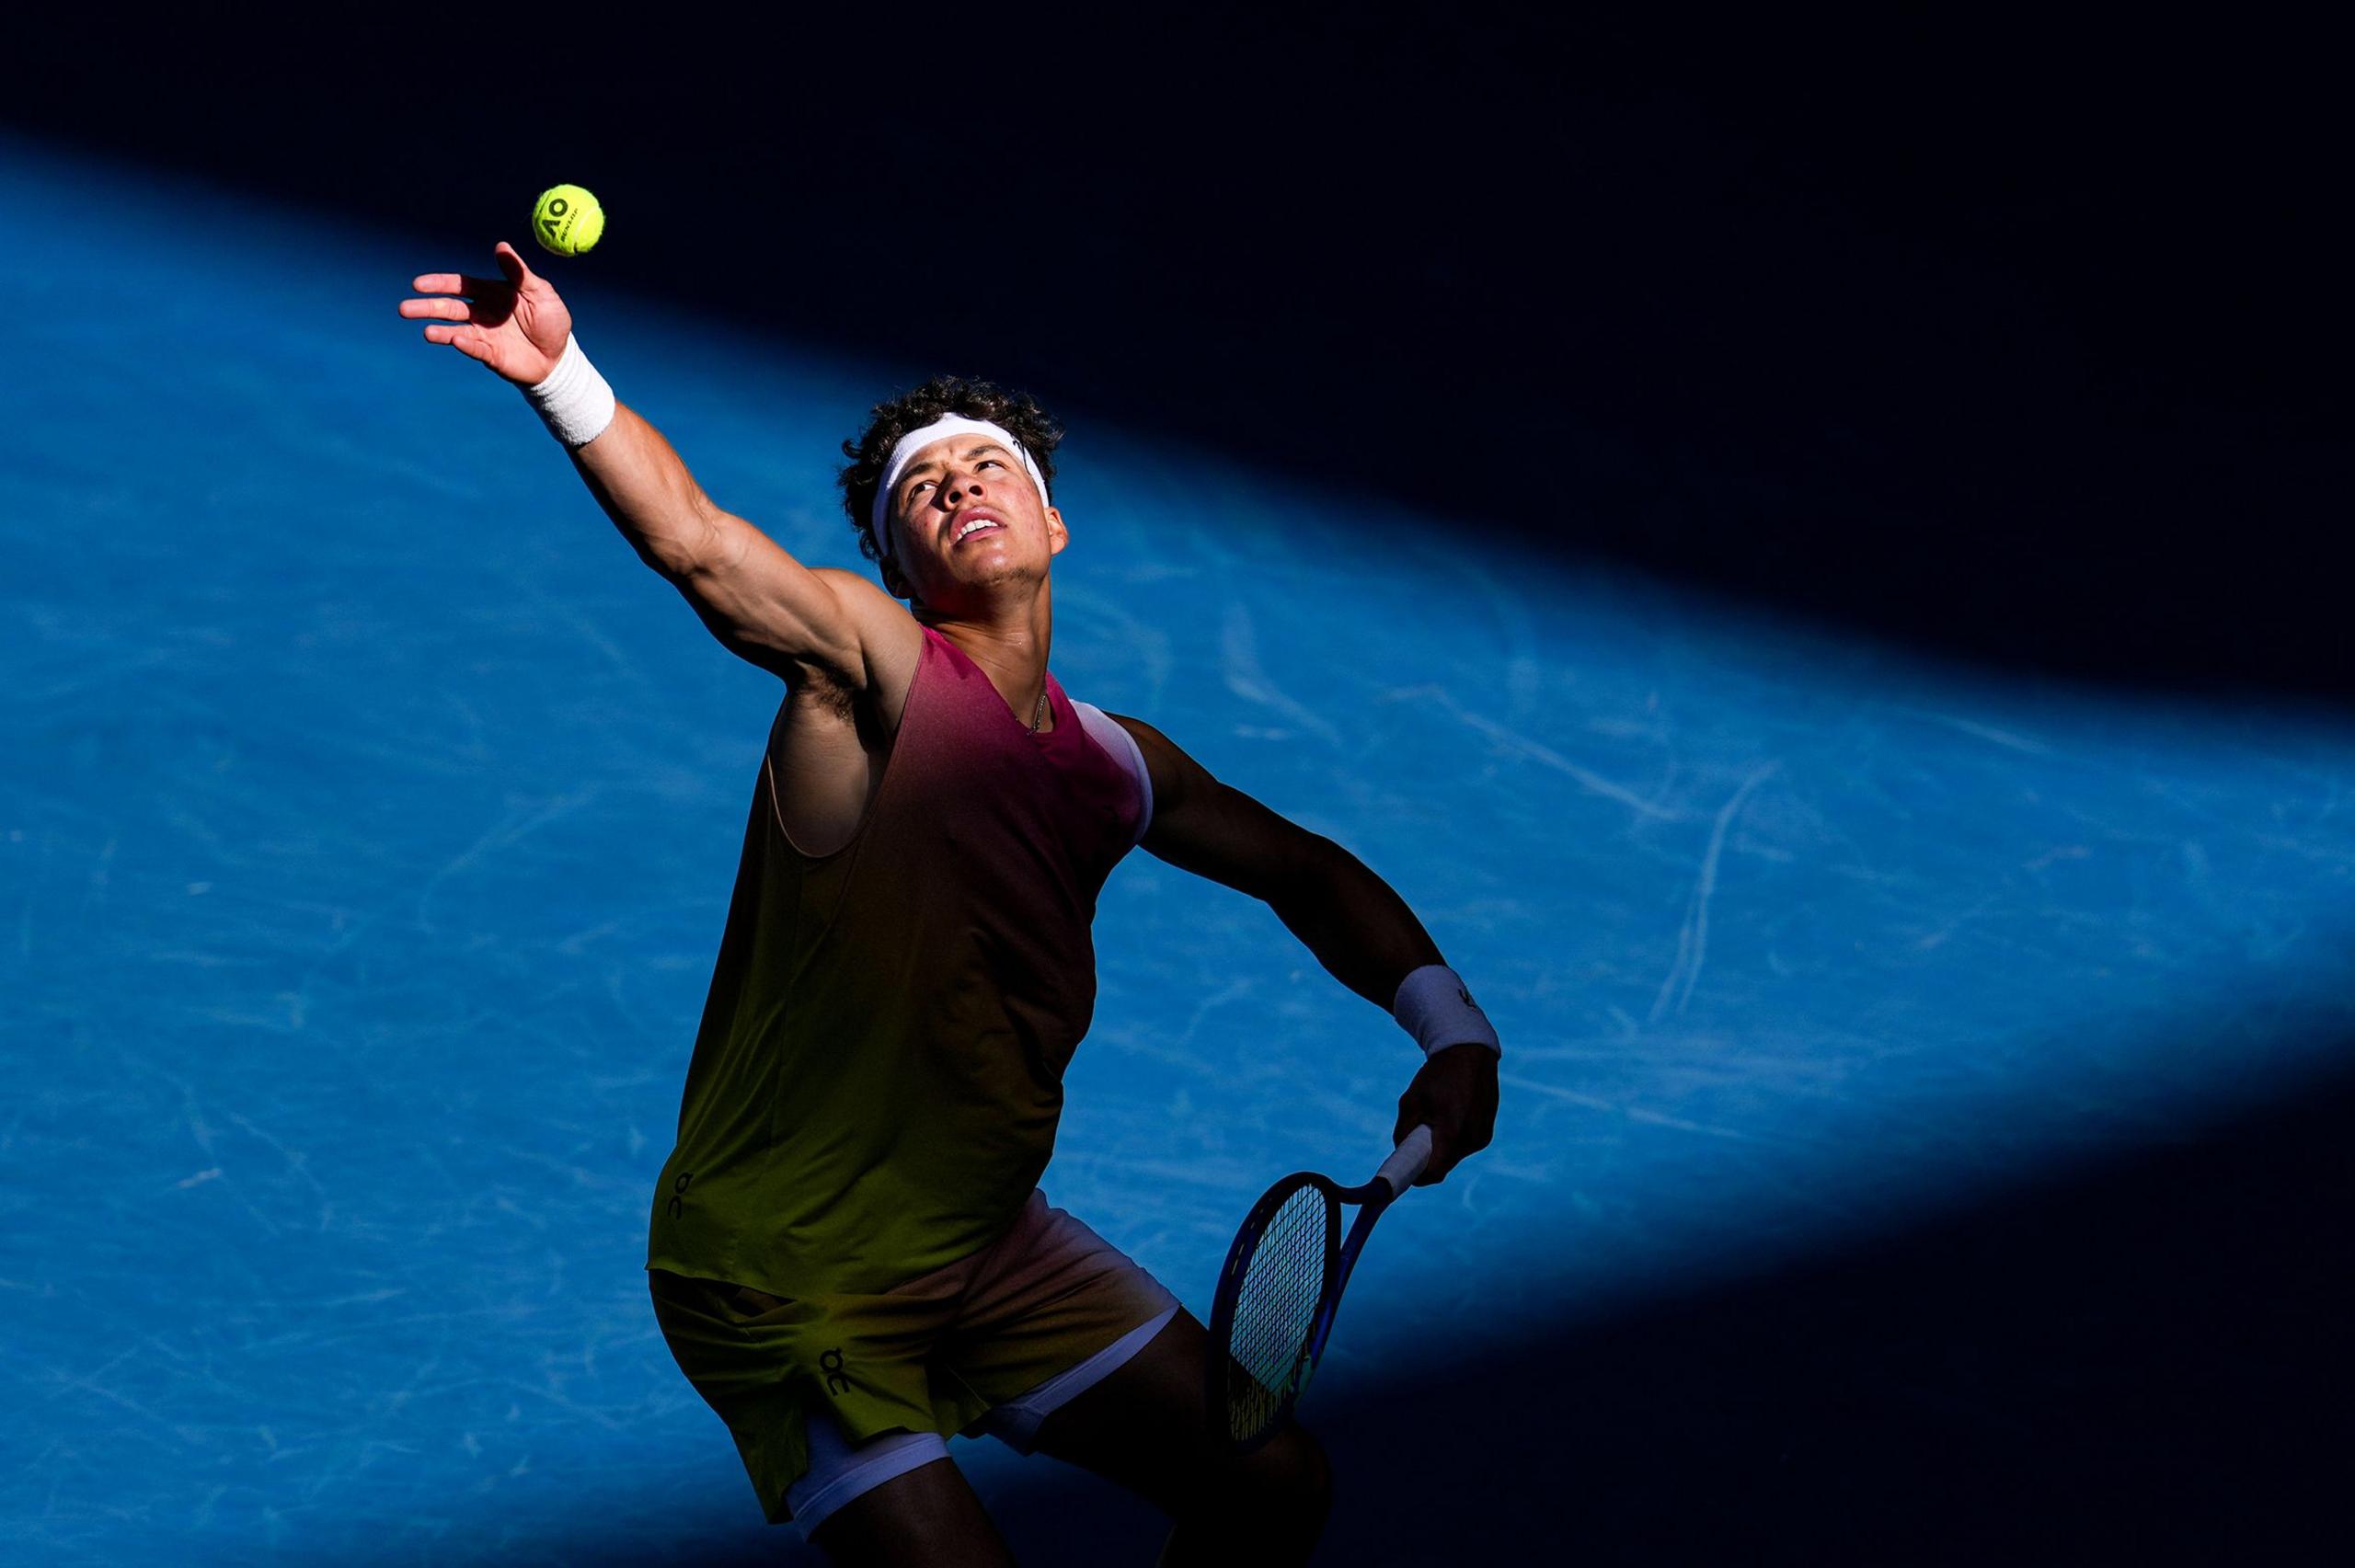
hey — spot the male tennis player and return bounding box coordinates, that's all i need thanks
[401,242,1502,1566]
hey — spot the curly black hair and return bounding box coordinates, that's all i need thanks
[836,374,1064,590]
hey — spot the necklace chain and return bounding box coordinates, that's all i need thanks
[1029,689,1047,733]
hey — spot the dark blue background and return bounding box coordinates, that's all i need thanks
[7,9,2343,695]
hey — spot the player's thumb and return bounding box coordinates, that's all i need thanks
[494,241,534,288]
[1392,1096,1430,1160]
[1395,1093,1450,1184]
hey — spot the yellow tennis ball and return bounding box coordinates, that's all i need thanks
[532,184,603,258]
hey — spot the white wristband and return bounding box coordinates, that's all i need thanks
[522,333,616,448]
[1393,965,1501,1059]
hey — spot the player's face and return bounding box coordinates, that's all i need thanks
[887,436,1065,601]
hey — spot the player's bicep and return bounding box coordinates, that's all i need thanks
[672,512,909,686]
[1112,714,1325,899]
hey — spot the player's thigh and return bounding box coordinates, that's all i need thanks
[1024,1308,1329,1519]
[805,1455,1017,1568]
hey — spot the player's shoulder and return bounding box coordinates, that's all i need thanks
[1100,712,1213,809]
[809,567,923,696]
[1099,709,1166,761]
[808,564,898,613]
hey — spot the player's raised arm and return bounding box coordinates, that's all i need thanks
[398,242,883,686]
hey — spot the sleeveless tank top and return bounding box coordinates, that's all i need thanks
[647,624,1152,1299]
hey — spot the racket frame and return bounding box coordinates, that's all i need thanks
[1206,1126,1433,1454]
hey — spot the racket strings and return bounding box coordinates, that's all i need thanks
[1224,1184,1332,1443]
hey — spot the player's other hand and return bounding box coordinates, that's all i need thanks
[1393,1042,1499,1185]
[399,242,571,384]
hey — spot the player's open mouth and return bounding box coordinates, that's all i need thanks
[952,516,1004,545]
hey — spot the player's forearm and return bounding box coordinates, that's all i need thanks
[566,405,721,578]
[1265,841,1447,1013]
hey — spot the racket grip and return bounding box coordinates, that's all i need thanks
[1376,1125,1434,1196]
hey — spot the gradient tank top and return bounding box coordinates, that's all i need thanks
[647,625,1152,1299]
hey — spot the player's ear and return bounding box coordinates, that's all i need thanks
[1045,505,1067,555]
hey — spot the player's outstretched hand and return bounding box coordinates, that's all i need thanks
[1392,1042,1499,1185]
[399,242,571,384]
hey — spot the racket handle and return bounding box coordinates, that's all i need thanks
[1375,1125,1434,1197]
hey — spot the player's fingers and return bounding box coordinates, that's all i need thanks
[419,323,494,361]
[398,297,475,322]
[493,241,532,286]
[410,272,509,298]
[1431,1106,1498,1184]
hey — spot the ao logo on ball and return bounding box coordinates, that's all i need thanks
[533,184,604,258]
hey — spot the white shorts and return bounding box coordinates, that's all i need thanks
[651,1189,1182,1539]
[785,1300,1181,1538]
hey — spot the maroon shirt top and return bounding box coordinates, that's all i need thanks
[649,624,1149,1299]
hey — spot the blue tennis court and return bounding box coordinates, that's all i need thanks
[6,134,2352,1563]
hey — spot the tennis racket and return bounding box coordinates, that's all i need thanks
[1205,1124,1434,1453]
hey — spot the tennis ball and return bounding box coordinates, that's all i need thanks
[532,184,603,258]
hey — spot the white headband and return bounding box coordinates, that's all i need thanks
[869,415,1051,563]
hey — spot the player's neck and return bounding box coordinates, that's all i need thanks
[922,582,1054,708]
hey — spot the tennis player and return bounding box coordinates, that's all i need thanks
[401,242,1502,1566]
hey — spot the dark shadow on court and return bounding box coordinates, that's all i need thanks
[5,12,2345,707]
[982,1050,2355,1565]
[386,1040,2355,1567]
